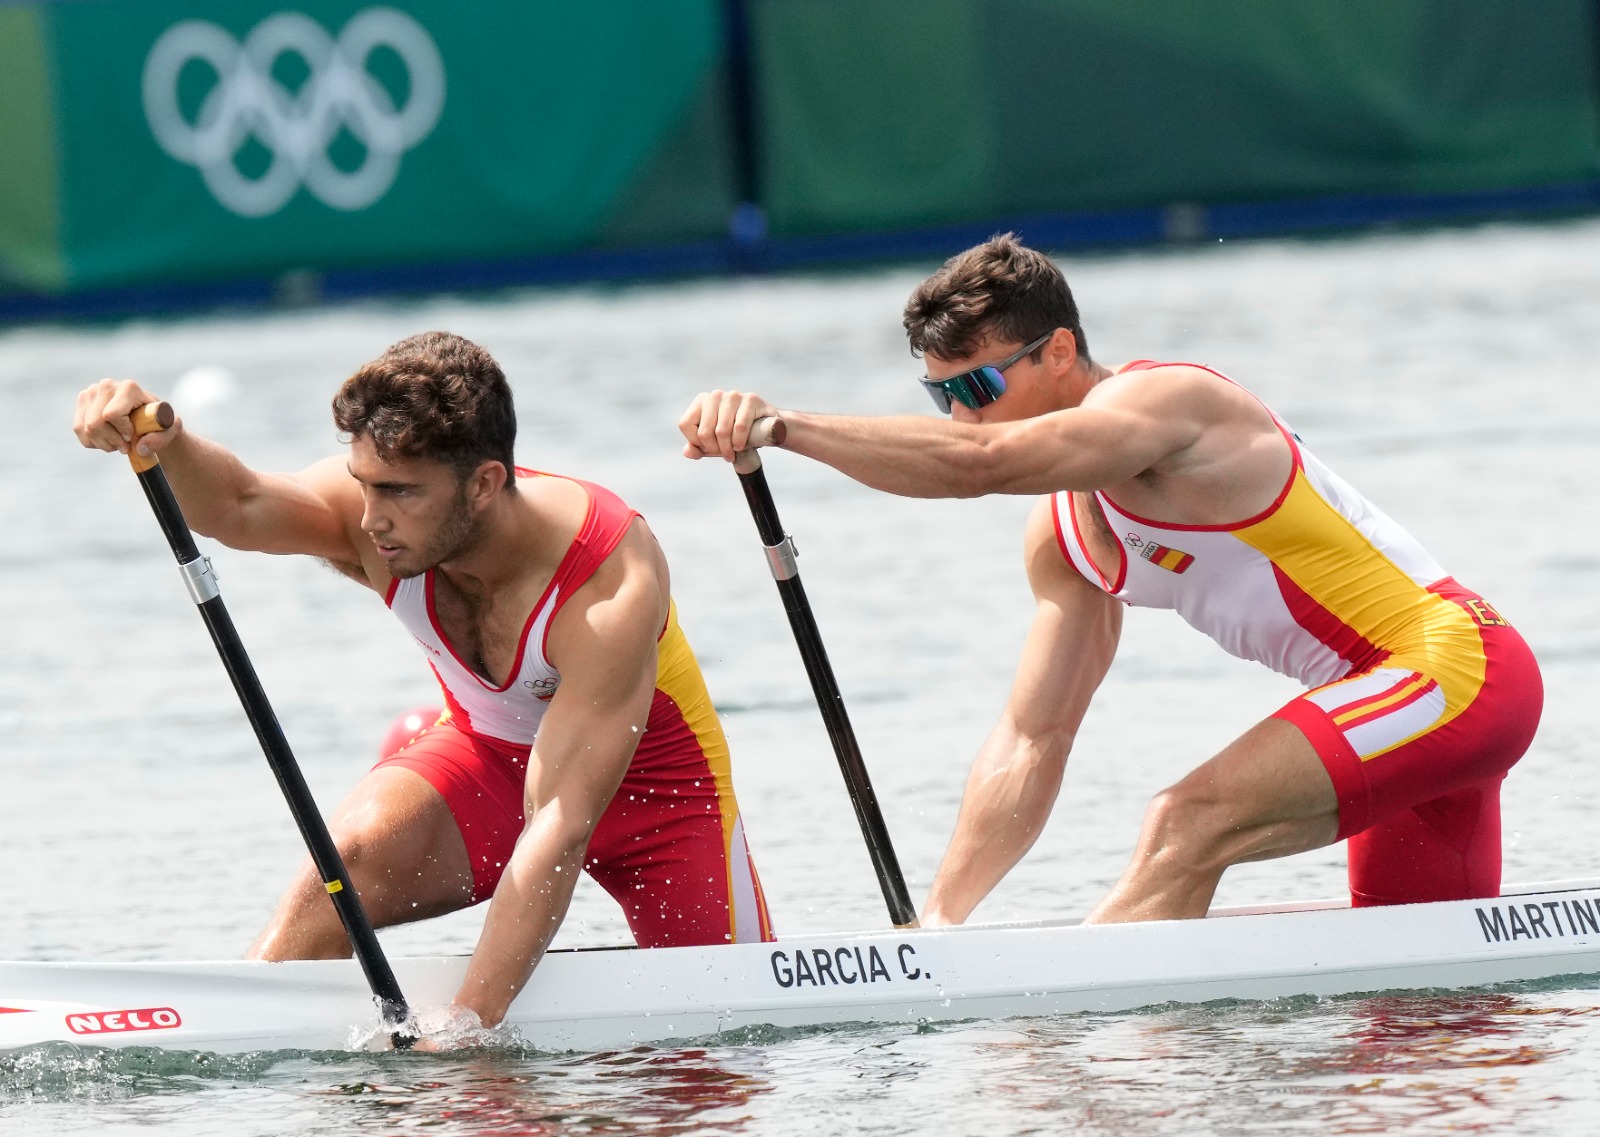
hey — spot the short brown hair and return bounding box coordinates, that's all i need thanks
[333,331,516,482]
[903,233,1089,363]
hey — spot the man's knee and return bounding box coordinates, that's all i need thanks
[325,773,465,900]
[1137,775,1287,874]
[325,816,435,914]
[1127,783,1215,875]
[330,819,380,873]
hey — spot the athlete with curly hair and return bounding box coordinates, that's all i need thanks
[75,332,773,1037]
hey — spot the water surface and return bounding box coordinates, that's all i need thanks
[3,217,1598,1134]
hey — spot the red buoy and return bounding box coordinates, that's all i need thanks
[379,705,443,758]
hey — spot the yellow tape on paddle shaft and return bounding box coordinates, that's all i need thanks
[325,880,344,894]
[127,402,175,474]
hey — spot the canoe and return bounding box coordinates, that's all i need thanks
[3,878,1597,1054]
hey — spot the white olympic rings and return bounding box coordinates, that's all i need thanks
[142,8,445,218]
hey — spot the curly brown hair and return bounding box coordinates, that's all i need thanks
[333,331,516,483]
[903,233,1089,363]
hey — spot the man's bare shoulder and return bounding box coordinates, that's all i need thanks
[512,472,598,547]
[1021,495,1105,601]
[1090,363,1292,522]
[1083,362,1248,415]
[581,516,669,603]
[1023,494,1060,553]
[298,453,362,503]
[1089,363,1281,460]
[532,475,667,650]
[544,517,668,684]
[517,474,658,563]
[518,469,590,509]
[293,455,380,586]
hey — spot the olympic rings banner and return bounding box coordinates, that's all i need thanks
[0,0,733,294]
[140,9,448,219]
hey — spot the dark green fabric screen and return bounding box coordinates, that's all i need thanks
[754,0,1600,234]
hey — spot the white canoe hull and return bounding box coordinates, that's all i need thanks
[4,880,1598,1054]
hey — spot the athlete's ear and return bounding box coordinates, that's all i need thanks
[1044,327,1078,373]
[466,459,507,508]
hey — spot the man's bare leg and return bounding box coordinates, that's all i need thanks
[1083,717,1340,925]
[248,766,476,959]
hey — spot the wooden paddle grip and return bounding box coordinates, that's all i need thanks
[128,401,176,474]
[732,416,786,474]
[749,416,786,449]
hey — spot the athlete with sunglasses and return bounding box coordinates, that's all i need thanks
[679,233,1541,927]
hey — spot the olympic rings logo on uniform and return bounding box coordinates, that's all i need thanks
[142,8,445,218]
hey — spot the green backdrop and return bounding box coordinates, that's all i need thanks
[755,0,1600,234]
[3,0,1597,296]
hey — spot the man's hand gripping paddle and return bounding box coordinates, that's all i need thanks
[731,417,919,928]
[127,403,415,1047]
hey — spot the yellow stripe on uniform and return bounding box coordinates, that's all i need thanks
[1234,470,1487,728]
[652,601,763,939]
[1331,674,1432,726]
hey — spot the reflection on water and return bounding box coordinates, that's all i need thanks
[1295,995,1597,1135]
[951,990,1598,1135]
[316,1048,774,1136]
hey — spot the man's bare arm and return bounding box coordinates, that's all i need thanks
[447,528,667,1028]
[678,370,1216,499]
[74,378,362,566]
[922,499,1122,925]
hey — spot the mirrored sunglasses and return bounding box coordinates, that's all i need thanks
[919,332,1053,414]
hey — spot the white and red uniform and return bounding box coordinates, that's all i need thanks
[376,470,773,946]
[1052,361,1542,906]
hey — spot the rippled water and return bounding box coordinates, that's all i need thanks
[5,985,1600,1135]
[3,217,1599,1134]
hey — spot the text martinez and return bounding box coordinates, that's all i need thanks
[1475,894,1600,944]
[770,942,932,989]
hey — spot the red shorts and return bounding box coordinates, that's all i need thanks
[375,705,774,948]
[1274,582,1542,906]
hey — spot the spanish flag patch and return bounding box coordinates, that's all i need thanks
[1139,542,1194,574]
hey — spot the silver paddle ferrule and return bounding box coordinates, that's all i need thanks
[764,536,798,581]
[179,556,220,604]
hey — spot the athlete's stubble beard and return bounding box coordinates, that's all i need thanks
[392,478,484,579]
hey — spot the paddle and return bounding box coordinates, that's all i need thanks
[127,403,414,1046]
[731,417,919,928]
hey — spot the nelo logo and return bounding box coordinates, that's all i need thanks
[66,1007,183,1035]
[141,8,446,217]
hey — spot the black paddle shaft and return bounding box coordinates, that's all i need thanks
[132,459,412,1036]
[733,452,918,928]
